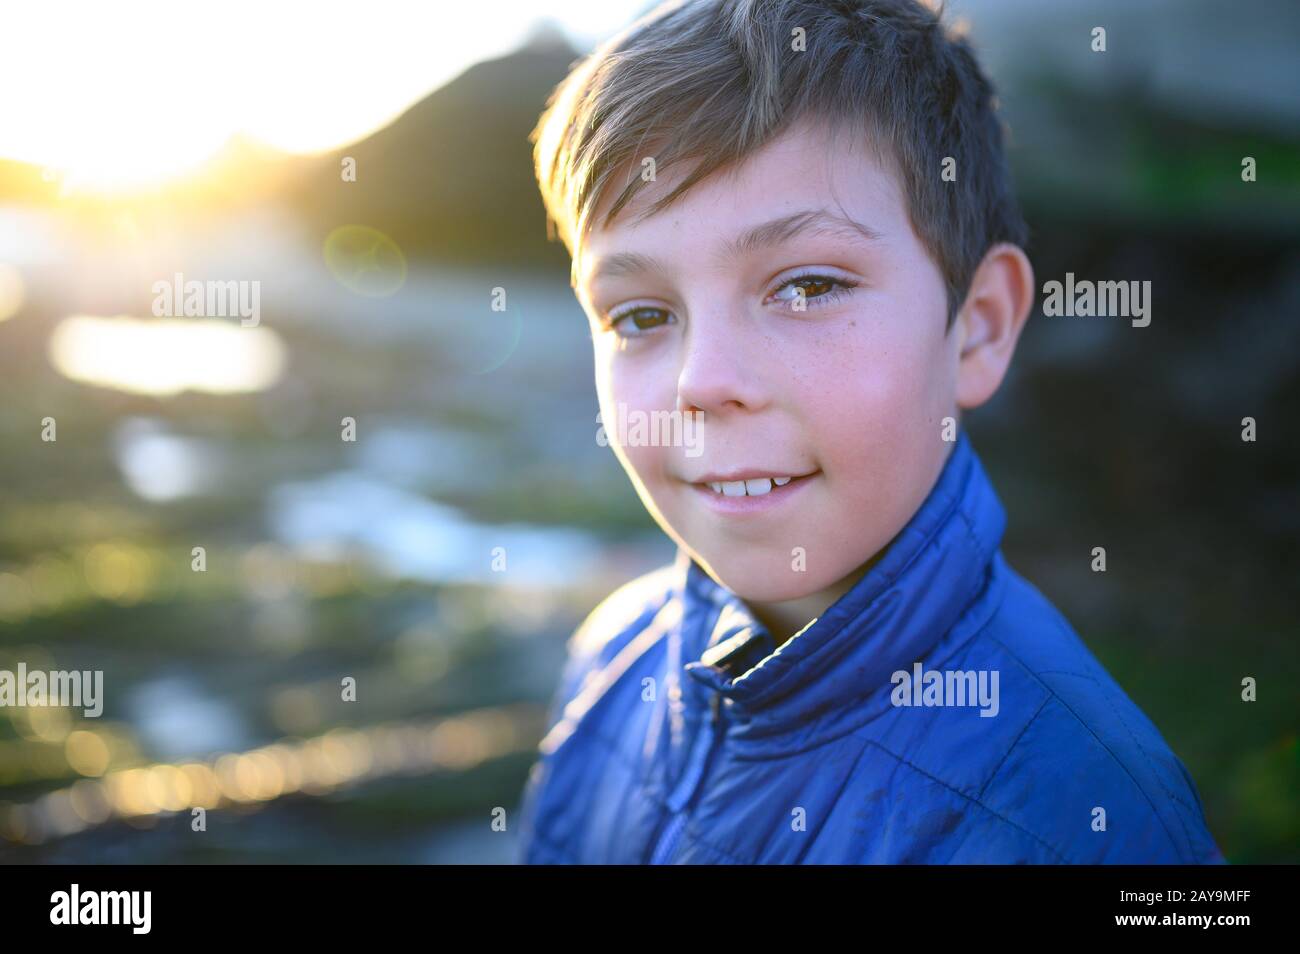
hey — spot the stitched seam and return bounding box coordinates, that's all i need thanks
[1036,669,1102,678]
[954,504,992,563]
[794,737,877,864]
[984,631,1192,862]
[546,704,1074,864]
[1101,682,1196,854]
[858,736,1076,863]
[728,600,1004,762]
[974,697,1050,801]
[1045,669,1197,857]
[1021,668,1197,820]
[677,823,754,865]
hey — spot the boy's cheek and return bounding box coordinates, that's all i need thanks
[816,354,954,521]
[594,345,668,405]
[827,355,941,439]
[596,391,676,496]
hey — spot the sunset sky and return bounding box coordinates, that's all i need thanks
[0,0,650,191]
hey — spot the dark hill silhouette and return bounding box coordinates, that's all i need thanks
[286,25,581,269]
[0,24,584,269]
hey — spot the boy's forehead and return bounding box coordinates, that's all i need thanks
[574,121,899,289]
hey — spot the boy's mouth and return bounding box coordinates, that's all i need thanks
[684,469,820,513]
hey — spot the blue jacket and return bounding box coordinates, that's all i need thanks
[516,434,1225,864]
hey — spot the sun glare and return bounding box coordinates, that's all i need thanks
[48,315,286,396]
[1,0,645,196]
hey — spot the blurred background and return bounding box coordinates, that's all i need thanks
[0,0,1295,863]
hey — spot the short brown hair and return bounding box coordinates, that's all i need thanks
[530,0,1028,325]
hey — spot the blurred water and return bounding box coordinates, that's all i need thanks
[268,469,606,586]
[125,674,250,761]
[113,417,226,501]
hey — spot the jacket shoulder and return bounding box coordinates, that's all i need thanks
[971,566,1223,863]
[544,560,680,730]
[568,561,679,662]
[517,561,683,863]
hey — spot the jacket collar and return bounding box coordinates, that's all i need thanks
[672,432,1007,751]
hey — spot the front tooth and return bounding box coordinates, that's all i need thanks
[720,481,747,497]
[745,478,773,496]
[709,482,724,494]
[773,476,792,487]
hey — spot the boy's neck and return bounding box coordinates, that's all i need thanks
[743,439,958,646]
[746,546,890,648]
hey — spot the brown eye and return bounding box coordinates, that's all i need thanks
[770,273,858,309]
[609,307,674,338]
[795,277,834,297]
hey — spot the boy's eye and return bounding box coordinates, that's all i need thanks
[768,273,858,309]
[602,272,858,338]
[606,307,674,339]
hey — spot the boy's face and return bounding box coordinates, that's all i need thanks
[574,119,961,606]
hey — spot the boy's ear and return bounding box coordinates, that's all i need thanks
[953,242,1035,410]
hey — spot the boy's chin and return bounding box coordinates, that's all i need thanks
[695,552,846,606]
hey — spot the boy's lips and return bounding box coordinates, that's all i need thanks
[684,469,820,516]
[687,467,818,484]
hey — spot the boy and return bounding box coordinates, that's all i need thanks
[515,0,1224,863]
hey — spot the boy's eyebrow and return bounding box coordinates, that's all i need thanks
[577,207,883,289]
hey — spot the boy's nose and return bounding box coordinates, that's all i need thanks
[674,319,771,415]
[676,365,765,415]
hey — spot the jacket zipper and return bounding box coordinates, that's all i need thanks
[646,691,726,864]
